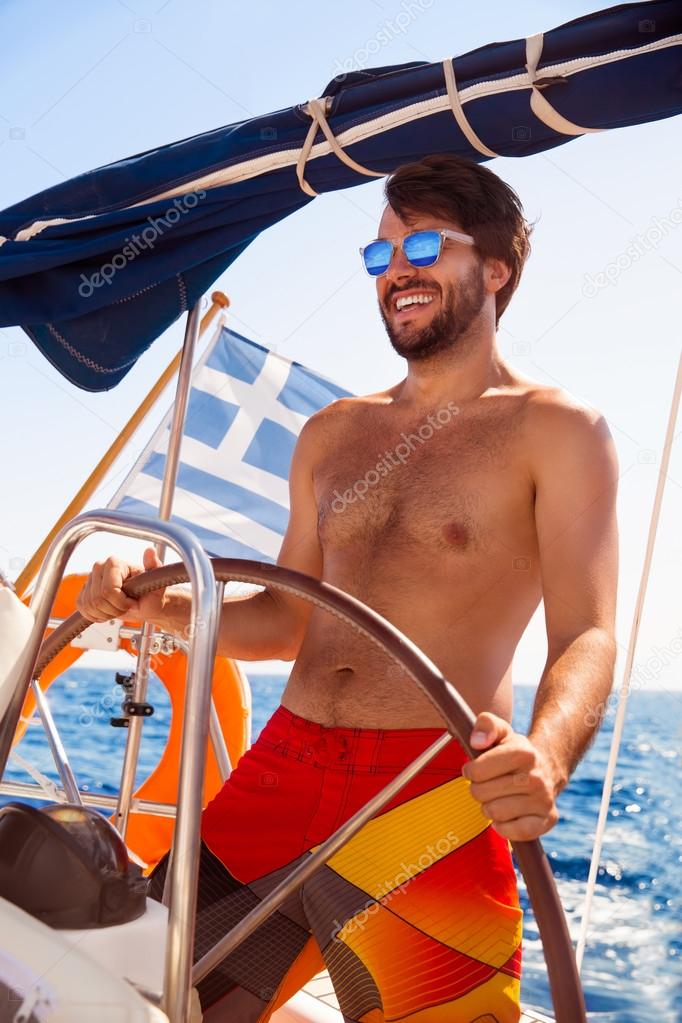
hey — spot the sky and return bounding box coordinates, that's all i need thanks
[0,0,680,693]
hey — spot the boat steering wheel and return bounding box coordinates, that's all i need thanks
[35,558,586,1023]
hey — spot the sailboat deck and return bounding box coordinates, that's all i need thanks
[302,970,555,1022]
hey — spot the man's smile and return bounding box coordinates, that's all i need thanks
[387,288,439,321]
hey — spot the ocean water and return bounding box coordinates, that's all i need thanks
[3,668,681,1022]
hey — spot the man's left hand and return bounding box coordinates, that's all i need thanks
[460,711,563,841]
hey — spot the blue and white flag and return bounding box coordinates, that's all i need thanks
[109,325,352,562]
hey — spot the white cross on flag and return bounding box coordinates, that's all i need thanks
[109,325,352,561]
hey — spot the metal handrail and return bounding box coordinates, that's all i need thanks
[0,510,220,1023]
[0,779,177,818]
[30,678,81,804]
[13,619,232,810]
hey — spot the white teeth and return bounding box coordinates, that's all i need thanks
[395,293,434,311]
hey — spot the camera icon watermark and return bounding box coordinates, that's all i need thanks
[260,126,277,141]
[512,126,531,142]
[512,341,531,356]
[513,557,531,571]
[637,449,656,464]
[259,771,279,787]
[329,0,435,80]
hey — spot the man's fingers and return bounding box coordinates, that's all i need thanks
[468,771,533,805]
[480,792,556,824]
[76,557,138,622]
[78,602,105,622]
[492,814,557,842]
[463,743,535,784]
[480,795,527,823]
[459,721,562,841]
[142,547,162,571]
[76,565,99,620]
[469,711,512,752]
[77,592,117,622]
[95,596,131,620]
[94,589,132,615]
[99,561,135,613]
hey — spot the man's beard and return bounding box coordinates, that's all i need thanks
[380,261,486,362]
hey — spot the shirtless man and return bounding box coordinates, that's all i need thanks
[78,154,618,1022]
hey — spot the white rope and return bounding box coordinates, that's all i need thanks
[11,33,681,241]
[300,39,604,192]
[10,748,66,803]
[296,97,384,197]
[576,349,682,971]
[442,59,499,158]
[525,33,602,137]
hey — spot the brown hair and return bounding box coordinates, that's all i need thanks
[384,154,534,326]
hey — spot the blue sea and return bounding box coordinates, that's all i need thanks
[3,669,681,1022]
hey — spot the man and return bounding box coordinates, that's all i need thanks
[78,154,618,1022]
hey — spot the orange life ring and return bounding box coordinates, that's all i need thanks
[14,574,250,869]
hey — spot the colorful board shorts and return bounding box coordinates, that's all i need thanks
[149,705,523,1022]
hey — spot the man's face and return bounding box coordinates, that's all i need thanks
[375,206,488,362]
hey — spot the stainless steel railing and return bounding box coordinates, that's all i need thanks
[0,509,220,1023]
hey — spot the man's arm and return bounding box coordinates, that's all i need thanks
[213,411,323,659]
[527,399,619,781]
[77,414,324,662]
[462,395,619,840]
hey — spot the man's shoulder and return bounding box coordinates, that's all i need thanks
[303,392,390,433]
[518,382,616,480]
[521,382,607,435]
[294,394,386,467]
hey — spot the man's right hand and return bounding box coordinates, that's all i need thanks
[76,548,164,623]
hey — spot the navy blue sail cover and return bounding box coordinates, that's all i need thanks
[0,0,680,389]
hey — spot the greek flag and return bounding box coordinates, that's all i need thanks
[109,325,352,561]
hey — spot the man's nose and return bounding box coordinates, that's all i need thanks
[383,242,413,282]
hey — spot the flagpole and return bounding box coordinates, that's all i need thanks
[13,291,230,598]
[112,296,214,840]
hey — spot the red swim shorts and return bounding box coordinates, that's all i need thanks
[150,705,522,1022]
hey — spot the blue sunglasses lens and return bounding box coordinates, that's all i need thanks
[403,231,441,267]
[362,231,442,276]
[363,240,393,277]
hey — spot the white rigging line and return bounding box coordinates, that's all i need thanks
[576,349,682,972]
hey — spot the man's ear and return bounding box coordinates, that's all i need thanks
[486,258,512,294]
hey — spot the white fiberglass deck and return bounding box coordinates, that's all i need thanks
[300,970,555,1022]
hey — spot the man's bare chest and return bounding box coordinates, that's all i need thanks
[314,401,534,558]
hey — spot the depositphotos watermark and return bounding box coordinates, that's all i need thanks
[331,829,458,941]
[581,197,682,298]
[583,627,682,729]
[78,189,206,298]
[331,400,460,513]
[330,0,435,80]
